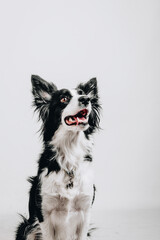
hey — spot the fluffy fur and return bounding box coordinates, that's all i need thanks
[15,75,101,240]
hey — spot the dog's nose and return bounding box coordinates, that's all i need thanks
[78,96,90,106]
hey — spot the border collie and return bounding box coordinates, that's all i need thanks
[15,75,101,240]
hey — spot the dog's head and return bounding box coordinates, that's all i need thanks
[31,75,100,142]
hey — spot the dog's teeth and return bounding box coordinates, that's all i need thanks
[69,117,73,122]
[77,117,83,123]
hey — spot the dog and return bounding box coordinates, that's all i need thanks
[15,75,101,240]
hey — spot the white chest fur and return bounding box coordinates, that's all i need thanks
[40,161,94,213]
[39,128,94,240]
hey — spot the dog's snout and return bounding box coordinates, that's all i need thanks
[78,96,90,106]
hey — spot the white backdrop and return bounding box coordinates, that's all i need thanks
[0,0,160,216]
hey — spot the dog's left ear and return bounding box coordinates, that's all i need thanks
[77,78,98,97]
[78,78,101,134]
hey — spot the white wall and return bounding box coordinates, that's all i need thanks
[0,0,160,215]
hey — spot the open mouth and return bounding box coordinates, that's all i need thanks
[65,109,88,126]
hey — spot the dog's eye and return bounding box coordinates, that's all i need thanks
[60,97,69,103]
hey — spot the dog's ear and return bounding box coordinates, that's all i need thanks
[31,75,57,103]
[78,78,101,134]
[77,78,98,97]
[31,75,57,121]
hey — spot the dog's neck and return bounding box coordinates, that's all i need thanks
[50,125,93,171]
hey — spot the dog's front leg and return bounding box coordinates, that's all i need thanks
[76,210,90,240]
[40,219,55,240]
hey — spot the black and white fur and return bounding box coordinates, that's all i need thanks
[15,75,101,240]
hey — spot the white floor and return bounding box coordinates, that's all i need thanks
[91,209,160,240]
[1,209,160,240]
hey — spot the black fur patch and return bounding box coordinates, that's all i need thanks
[15,215,41,240]
[92,184,96,205]
[43,89,72,142]
[38,147,61,175]
[84,154,92,162]
[28,176,43,223]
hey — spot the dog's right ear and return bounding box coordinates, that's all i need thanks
[31,75,57,104]
[31,75,57,121]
